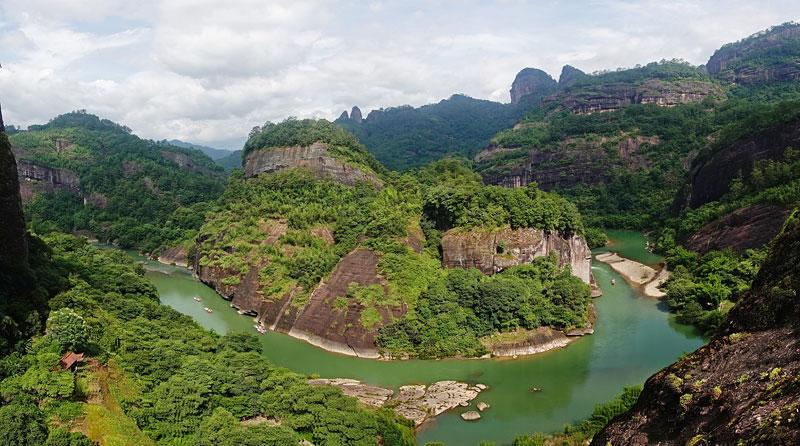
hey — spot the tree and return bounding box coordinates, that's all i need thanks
[0,397,49,446]
[46,308,88,352]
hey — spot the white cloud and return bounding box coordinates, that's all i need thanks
[0,0,799,149]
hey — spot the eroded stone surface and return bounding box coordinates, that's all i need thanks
[308,379,486,427]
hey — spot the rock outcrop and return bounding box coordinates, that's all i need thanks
[677,116,800,210]
[160,150,214,174]
[592,211,800,445]
[441,227,592,283]
[197,242,403,358]
[350,106,363,123]
[15,159,81,203]
[0,106,29,271]
[685,204,792,254]
[243,142,382,187]
[545,79,722,115]
[308,379,485,426]
[509,68,558,104]
[558,64,587,88]
[707,23,800,85]
[157,245,190,268]
[479,134,656,190]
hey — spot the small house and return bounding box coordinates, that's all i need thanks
[59,351,85,373]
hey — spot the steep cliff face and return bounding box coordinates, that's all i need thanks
[350,106,363,123]
[593,211,800,445]
[197,239,407,358]
[441,227,592,284]
[679,117,800,210]
[243,142,382,187]
[707,23,800,85]
[15,158,81,203]
[686,204,791,254]
[545,79,721,115]
[509,68,558,104]
[0,112,29,272]
[479,134,656,190]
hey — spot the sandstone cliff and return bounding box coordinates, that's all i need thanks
[441,227,592,284]
[545,79,722,115]
[685,204,792,254]
[558,64,587,88]
[15,158,81,203]
[678,116,800,210]
[707,23,800,85]
[243,142,382,187]
[0,107,29,273]
[479,133,656,190]
[593,211,800,445]
[509,68,558,104]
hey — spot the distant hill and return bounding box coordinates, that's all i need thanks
[335,94,527,170]
[168,139,235,160]
[215,149,243,170]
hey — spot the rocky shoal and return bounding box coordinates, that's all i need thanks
[308,378,487,426]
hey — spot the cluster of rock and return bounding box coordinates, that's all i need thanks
[243,142,381,187]
[308,378,487,426]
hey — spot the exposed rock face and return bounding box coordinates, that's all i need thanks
[686,204,792,254]
[243,142,382,187]
[678,116,800,210]
[160,150,213,174]
[441,227,592,283]
[0,113,29,271]
[197,243,403,358]
[308,379,485,427]
[481,326,572,357]
[15,159,81,203]
[707,23,800,85]
[545,79,722,114]
[337,110,349,120]
[350,106,363,123]
[558,64,587,88]
[592,212,800,446]
[479,134,656,190]
[509,68,558,104]
[158,245,190,268]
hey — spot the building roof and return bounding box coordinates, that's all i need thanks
[59,351,85,369]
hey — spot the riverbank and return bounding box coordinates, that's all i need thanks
[595,252,669,298]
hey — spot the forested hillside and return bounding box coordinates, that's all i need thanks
[10,111,226,252]
[335,94,525,170]
[196,120,593,359]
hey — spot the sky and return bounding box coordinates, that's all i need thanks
[1,1,799,150]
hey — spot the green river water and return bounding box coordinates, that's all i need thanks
[135,230,704,445]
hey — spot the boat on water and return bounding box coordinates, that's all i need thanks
[204,307,213,313]
[193,297,201,302]
[253,324,267,334]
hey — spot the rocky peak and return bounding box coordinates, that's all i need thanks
[509,68,558,104]
[558,64,587,88]
[337,110,349,120]
[707,22,800,84]
[350,106,363,123]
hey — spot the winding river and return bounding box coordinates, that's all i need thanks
[136,230,704,445]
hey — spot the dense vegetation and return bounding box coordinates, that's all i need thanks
[11,111,226,252]
[336,95,524,170]
[376,254,591,358]
[199,120,591,358]
[0,234,414,445]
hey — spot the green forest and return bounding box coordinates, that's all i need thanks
[11,111,226,253]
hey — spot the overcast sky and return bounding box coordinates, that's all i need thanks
[1,1,799,150]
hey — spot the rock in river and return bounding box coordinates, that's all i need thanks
[461,411,481,421]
